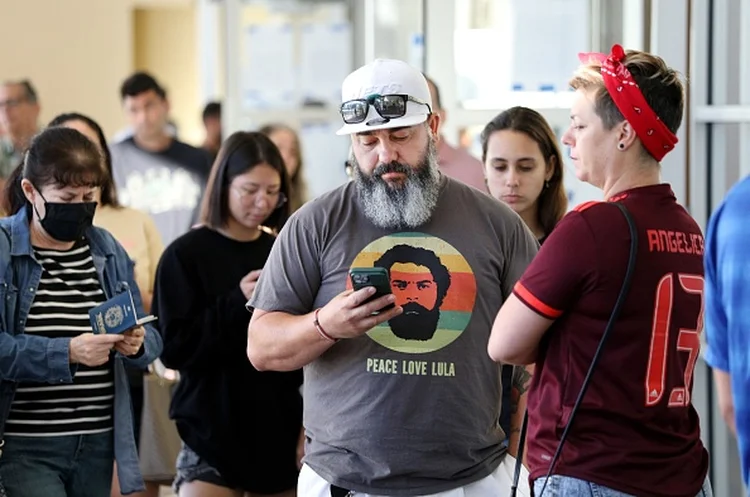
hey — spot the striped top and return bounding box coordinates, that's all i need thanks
[5,240,114,437]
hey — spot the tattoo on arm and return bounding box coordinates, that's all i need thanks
[512,366,532,395]
[510,366,532,415]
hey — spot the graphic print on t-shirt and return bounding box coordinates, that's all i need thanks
[349,232,477,355]
[118,167,202,215]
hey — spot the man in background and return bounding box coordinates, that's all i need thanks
[110,72,211,248]
[424,75,487,193]
[201,101,222,163]
[0,80,40,201]
[705,179,750,491]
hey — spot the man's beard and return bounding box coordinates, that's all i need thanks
[352,138,441,229]
[388,302,441,341]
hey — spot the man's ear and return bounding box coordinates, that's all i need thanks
[31,102,41,121]
[437,108,446,127]
[161,98,172,124]
[427,114,441,138]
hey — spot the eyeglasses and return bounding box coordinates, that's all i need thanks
[340,94,431,125]
[0,98,29,111]
[233,187,287,209]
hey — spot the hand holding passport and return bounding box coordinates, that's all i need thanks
[89,289,157,335]
[117,326,146,357]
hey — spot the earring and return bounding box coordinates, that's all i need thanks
[617,143,625,150]
[544,180,550,189]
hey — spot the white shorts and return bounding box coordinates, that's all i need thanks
[298,455,531,497]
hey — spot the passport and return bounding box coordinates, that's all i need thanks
[89,289,157,335]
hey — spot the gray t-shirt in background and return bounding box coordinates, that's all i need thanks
[250,175,539,495]
[110,137,211,247]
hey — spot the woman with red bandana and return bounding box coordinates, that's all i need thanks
[487,46,712,496]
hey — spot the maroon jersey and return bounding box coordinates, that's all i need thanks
[515,185,709,496]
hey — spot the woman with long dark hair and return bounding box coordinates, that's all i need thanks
[153,131,303,497]
[481,106,568,243]
[480,106,568,474]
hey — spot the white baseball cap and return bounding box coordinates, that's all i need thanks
[336,59,433,136]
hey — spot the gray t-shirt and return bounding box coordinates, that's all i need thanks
[250,176,538,495]
[110,137,210,247]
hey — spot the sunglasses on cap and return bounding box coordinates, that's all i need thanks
[340,94,432,125]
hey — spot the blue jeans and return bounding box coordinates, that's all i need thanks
[533,475,713,497]
[173,442,233,493]
[0,431,114,497]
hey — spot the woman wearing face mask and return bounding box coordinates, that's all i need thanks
[49,113,163,314]
[153,132,302,497]
[488,46,711,496]
[47,113,168,497]
[480,106,568,465]
[0,127,163,497]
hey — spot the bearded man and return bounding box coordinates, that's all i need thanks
[248,59,538,497]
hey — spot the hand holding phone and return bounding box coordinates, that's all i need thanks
[349,267,395,313]
[313,268,402,341]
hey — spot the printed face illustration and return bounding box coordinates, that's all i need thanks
[375,245,450,341]
[390,262,438,309]
[352,232,477,355]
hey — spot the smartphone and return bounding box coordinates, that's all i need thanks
[349,267,395,312]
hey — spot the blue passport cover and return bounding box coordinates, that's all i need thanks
[89,290,139,335]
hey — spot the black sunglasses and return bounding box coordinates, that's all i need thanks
[340,94,431,125]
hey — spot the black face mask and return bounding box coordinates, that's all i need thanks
[34,192,97,242]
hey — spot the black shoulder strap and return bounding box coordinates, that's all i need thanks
[510,411,529,496]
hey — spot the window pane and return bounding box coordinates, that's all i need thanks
[453,0,591,109]
[372,0,424,68]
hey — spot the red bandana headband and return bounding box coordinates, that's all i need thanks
[578,44,678,162]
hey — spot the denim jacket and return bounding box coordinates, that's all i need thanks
[0,210,163,495]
